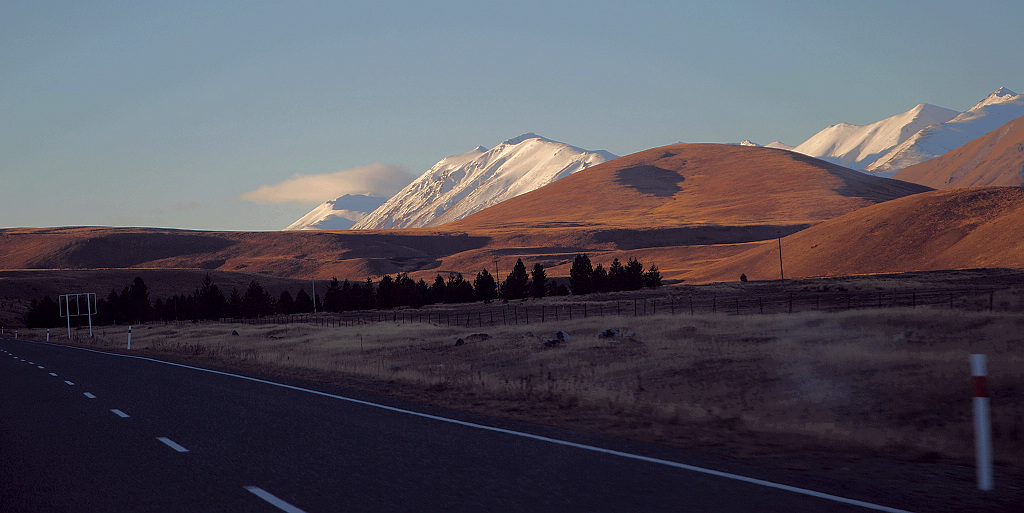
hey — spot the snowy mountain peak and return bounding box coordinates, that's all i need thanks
[285,194,388,230]
[866,88,1024,174]
[969,87,1019,111]
[502,133,546,145]
[791,102,958,170]
[350,135,617,230]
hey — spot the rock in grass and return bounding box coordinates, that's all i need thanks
[230,330,239,336]
[544,330,570,347]
[598,328,620,339]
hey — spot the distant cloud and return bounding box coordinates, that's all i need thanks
[241,163,414,204]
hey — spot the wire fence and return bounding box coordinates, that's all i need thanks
[220,287,1009,329]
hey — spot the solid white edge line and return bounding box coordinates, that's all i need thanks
[39,341,914,513]
[157,437,188,452]
[244,486,308,513]
[111,409,129,418]
[84,392,97,399]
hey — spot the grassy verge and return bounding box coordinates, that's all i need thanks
[26,306,1024,465]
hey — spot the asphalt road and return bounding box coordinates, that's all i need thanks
[0,337,917,513]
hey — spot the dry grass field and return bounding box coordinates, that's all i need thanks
[27,301,1023,469]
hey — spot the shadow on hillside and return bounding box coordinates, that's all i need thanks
[38,233,237,269]
[595,224,810,250]
[615,165,684,197]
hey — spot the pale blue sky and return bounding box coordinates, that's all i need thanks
[3,1,1022,230]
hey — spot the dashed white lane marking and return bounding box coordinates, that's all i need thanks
[48,372,58,377]
[43,341,917,513]
[111,409,129,418]
[244,486,308,513]
[64,380,75,386]
[83,392,97,399]
[38,365,44,369]
[157,437,188,453]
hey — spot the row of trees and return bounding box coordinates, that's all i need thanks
[569,254,661,295]
[24,255,662,327]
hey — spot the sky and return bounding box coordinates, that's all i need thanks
[3,1,1023,231]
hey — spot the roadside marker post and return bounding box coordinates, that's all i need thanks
[47,329,50,342]
[971,354,993,491]
[128,326,132,350]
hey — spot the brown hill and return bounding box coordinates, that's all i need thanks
[0,144,933,294]
[693,187,1024,283]
[893,115,1024,188]
[447,143,931,231]
[0,226,488,280]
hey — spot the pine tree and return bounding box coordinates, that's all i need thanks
[569,254,593,295]
[278,290,295,315]
[294,288,313,313]
[242,280,274,317]
[625,258,646,290]
[608,258,626,292]
[501,258,530,300]
[644,265,663,288]
[474,269,497,301]
[592,264,609,293]
[531,263,547,298]
[323,277,342,312]
[431,274,448,303]
[376,275,395,309]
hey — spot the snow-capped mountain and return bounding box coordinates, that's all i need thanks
[866,87,1024,174]
[790,103,959,171]
[286,194,388,230]
[764,141,795,150]
[768,87,1024,176]
[351,134,616,229]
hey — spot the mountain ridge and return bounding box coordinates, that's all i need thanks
[351,134,616,229]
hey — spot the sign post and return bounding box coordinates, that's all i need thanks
[59,293,97,339]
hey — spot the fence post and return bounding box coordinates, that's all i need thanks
[972,354,994,491]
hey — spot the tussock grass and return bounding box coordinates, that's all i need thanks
[31,307,1024,464]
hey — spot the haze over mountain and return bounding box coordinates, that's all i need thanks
[893,114,1024,188]
[772,87,1024,177]
[348,134,616,229]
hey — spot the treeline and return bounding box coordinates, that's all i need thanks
[568,254,661,294]
[24,254,661,327]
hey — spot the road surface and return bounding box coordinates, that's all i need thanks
[1,337,917,512]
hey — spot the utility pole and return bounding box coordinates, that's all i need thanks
[778,236,785,281]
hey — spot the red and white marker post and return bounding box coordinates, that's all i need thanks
[971,354,993,491]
